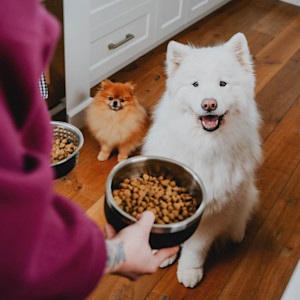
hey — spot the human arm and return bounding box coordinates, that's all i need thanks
[0,1,106,299]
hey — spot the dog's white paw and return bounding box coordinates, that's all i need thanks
[152,250,178,268]
[159,253,178,268]
[177,267,203,288]
[97,151,109,161]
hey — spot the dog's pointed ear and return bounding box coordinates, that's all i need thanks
[100,79,112,90]
[166,41,191,77]
[225,33,253,72]
[125,81,135,95]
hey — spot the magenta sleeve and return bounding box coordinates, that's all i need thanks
[0,0,107,298]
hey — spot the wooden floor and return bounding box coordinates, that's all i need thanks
[54,0,300,299]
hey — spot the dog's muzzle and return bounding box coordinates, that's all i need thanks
[198,98,226,131]
[110,100,122,111]
[199,114,224,131]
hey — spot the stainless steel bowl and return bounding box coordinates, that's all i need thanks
[105,156,206,249]
[50,121,84,179]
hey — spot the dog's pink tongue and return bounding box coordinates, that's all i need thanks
[202,115,219,129]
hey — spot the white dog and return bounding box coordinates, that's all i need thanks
[143,33,262,288]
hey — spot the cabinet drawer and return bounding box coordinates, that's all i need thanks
[90,0,148,28]
[90,1,155,87]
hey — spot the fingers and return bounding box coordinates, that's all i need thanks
[104,224,117,239]
[153,246,180,266]
[136,211,155,235]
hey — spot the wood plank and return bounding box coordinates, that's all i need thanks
[245,29,273,56]
[176,0,281,46]
[252,1,300,37]
[256,49,300,141]
[87,270,169,300]
[218,165,300,300]
[86,196,107,229]
[255,16,300,94]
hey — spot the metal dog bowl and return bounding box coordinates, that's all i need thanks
[105,156,206,249]
[50,121,84,179]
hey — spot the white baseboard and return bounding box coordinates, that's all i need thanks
[281,260,300,300]
[67,97,93,128]
[280,0,300,6]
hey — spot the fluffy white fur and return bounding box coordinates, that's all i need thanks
[143,33,262,288]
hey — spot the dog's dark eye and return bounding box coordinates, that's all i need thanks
[108,97,113,100]
[120,98,124,102]
[220,81,227,87]
[192,82,199,87]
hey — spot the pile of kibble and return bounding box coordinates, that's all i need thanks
[51,138,77,164]
[113,173,199,224]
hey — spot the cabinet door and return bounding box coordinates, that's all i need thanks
[186,0,225,21]
[155,0,186,41]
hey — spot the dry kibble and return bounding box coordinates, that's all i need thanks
[51,138,77,163]
[173,203,180,210]
[161,179,169,186]
[162,208,169,216]
[142,173,149,181]
[169,213,175,220]
[160,201,168,209]
[182,210,188,217]
[163,216,170,223]
[173,210,179,218]
[112,173,199,224]
[123,189,131,197]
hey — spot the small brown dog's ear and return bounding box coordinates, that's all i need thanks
[100,79,112,90]
[125,81,135,95]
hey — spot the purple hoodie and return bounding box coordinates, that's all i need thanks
[0,1,106,299]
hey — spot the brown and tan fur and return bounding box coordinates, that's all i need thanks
[86,79,148,162]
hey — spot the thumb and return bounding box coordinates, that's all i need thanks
[136,211,155,235]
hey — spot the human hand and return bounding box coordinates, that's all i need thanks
[104,211,179,280]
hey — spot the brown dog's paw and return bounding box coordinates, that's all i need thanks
[98,150,110,161]
[117,154,128,162]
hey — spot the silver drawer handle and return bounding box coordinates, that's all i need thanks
[108,34,135,50]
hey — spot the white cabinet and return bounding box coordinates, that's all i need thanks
[155,0,186,40]
[90,1,156,87]
[186,0,225,20]
[63,0,230,127]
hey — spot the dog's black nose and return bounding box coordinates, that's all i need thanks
[113,100,118,107]
[202,98,217,112]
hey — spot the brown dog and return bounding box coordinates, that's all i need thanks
[86,79,148,162]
